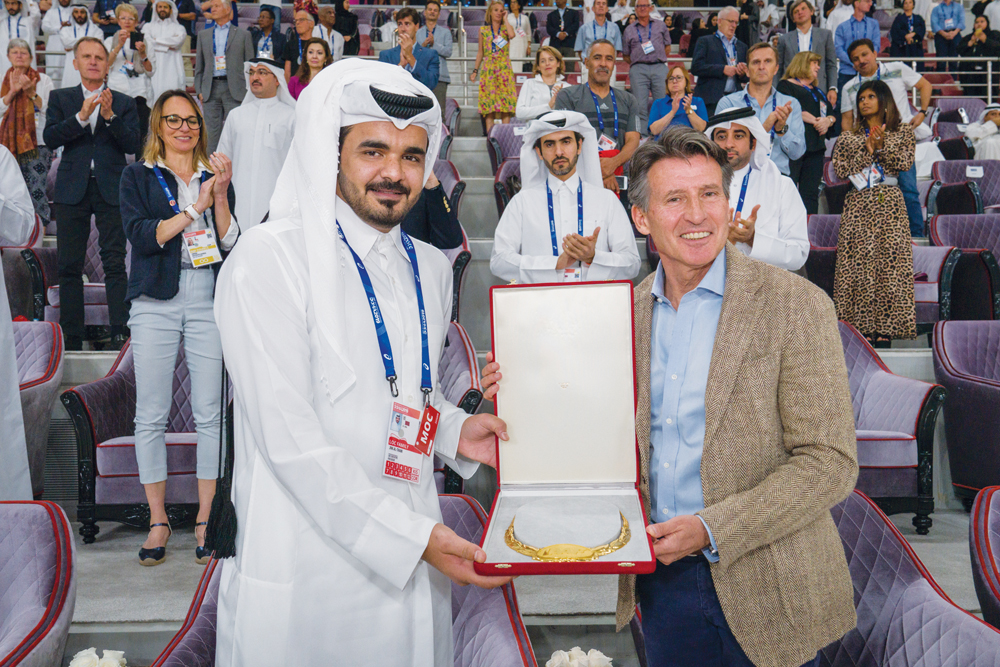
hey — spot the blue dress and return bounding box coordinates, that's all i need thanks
[648,95,709,137]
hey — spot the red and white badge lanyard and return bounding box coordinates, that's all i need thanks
[716,31,736,66]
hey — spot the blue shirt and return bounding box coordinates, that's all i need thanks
[931,1,965,35]
[716,88,806,176]
[416,24,453,83]
[648,95,709,136]
[574,18,623,54]
[834,16,880,75]
[213,23,231,77]
[649,250,726,562]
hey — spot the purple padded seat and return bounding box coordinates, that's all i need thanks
[61,340,200,543]
[839,321,944,534]
[0,501,77,667]
[873,8,893,29]
[934,97,987,124]
[929,214,1000,320]
[821,490,1000,666]
[14,321,65,499]
[445,98,462,137]
[804,214,840,297]
[442,225,472,323]
[972,486,1000,630]
[440,124,454,162]
[494,158,522,219]
[434,160,467,221]
[153,496,537,667]
[487,122,527,175]
[932,320,1000,509]
[932,160,1000,208]
[435,322,484,494]
[935,121,964,141]
[822,158,850,215]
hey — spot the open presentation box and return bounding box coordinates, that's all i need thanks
[474,281,656,576]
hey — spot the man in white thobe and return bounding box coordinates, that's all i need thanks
[0,0,39,77]
[217,58,294,230]
[491,110,640,284]
[40,0,73,81]
[213,60,512,667]
[57,4,97,88]
[706,107,809,271]
[0,144,36,501]
[142,0,187,101]
[964,104,1000,161]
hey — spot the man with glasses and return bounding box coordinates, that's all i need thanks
[416,0,452,117]
[194,0,253,151]
[691,6,748,117]
[622,0,670,135]
[282,9,315,81]
[250,6,286,66]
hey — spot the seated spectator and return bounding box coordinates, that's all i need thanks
[490,110,640,283]
[777,51,837,214]
[648,64,708,137]
[890,0,926,62]
[251,6,287,64]
[716,42,805,177]
[401,170,464,249]
[688,15,716,56]
[963,103,1000,159]
[691,6,748,118]
[706,107,809,271]
[610,0,632,24]
[555,39,642,193]
[757,0,782,39]
[379,7,440,91]
[289,37,331,99]
[931,0,965,71]
[283,7,316,81]
[119,90,237,565]
[958,15,1000,99]
[516,45,568,120]
[0,39,54,227]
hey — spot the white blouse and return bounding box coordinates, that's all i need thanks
[515,74,566,120]
[104,35,154,106]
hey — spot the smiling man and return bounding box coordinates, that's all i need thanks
[213,60,513,667]
[616,126,857,667]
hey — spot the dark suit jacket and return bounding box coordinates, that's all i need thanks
[43,87,140,207]
[546,7,581,49]
[777,27,837,94]
[378,44,440,90]
[251,27,288,67]
[691,33,749,106]
[194,22,255,102]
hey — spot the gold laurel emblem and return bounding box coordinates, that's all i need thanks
[503,512,630,562]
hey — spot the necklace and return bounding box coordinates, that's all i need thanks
[504,512,631,562]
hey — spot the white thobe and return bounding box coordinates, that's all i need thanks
[143,18,187,101]
[41,3,72,77]
[823,1,852,34]
[216,96,294,229]
[0,11,39,79]
[57,22,97,87]
[312,23,344,61]
[213,201,477,667]
[491,172,641,283]
[728,163,809,271]
[965,121,1000,160]
[0,145,36,501]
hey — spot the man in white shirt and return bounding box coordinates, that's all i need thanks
[706,107,808,271]
[491,110,640,284]
[217,57,294,230]
[41,0,73,79]
[823,0,854,35]
[312,5,344,61]
[212,60,512,667]
[142,0,187,101]
[964,103,1000,160]
[56,3,96,87]
[0,0,39,77]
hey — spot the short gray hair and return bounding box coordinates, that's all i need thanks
[587,38,616,59]
[628,126,733,212]
[719,5,740,20]
[7,38,30,55]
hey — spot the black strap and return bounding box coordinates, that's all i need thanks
[205,358,237,559]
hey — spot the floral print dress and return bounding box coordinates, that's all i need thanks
[478,25,517,115]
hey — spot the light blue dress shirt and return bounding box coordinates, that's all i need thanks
[416,24,453,83]
[716,31,739,94]
[716,88,806,176]
[931,2,965,34]
[834,16,880,75]
[574,19,623,54]
[213,23,231,78]
[648,249,726,562]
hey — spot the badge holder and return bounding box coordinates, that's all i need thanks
[475,281,656,575]
[183,228,223,267]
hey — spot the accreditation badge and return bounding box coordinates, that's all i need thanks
[515,27,526,38]
[182,228,223,267]
[641,39,654,54]
[214,54,226,71]
[562,268,583,282]
[382,402,440,485]
[597,133,617,151]
[493,34,508,49]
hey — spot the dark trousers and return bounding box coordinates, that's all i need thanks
[54,178,129,342]
[934,34,959,71]
[789,149,825,215]
[637,557,821,667]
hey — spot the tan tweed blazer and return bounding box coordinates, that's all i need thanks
[616,245,859,667]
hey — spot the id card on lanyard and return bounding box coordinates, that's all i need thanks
[491,24,507,50]
[640,22,654,54]
[515,15,526,38]
[152,165,223,266]
[717,32,736,66]
[590,87,619,151]
[336,222,440,485]
[547,179,585,282]
[213,26,226,71]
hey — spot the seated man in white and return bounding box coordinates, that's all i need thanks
[490,110,640,283]
[964,103,1000,160]
[705,106,809,272]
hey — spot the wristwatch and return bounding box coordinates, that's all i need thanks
[183,204,201,221]
[774,125,787,136]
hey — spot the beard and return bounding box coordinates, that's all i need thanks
[544,152,579,177]
[337,172,418,232]
[157,9,170,18]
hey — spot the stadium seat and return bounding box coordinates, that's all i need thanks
[0,501,77,667]
[932,160,1000,209]
[0,214,42,250]
[61,340,201,544]
[935,97,986,122]
[803,214,840,296]
[923,73,965,97]
[152,496,536,667]
[821,159,850,215]
[441,224,472,322]
[932,320,1000,511]
[971,486,1000,631]
[439,124,453,162]
[679,33,690,56]
[434,160,467,221]
[839,321,944,533]
[936,136,976,160]
[434,322,483,494]
[494,157,522,218]
[487,122,527,175]
[14,321,64,500]
[445,98,462,138]
[934,121,965,141]
[2,215,43,321]
[874,8,893,29]
[928,214,1000,320]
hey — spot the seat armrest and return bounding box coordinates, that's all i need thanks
[857,370,938,436]
[21,247,58,320]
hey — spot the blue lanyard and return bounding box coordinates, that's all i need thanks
[641,21,650,43]
[73,22,90,38]
[734,167,752,219]
[152,166,182,214]
[546,179,584,256]
[862,126,885,188]
[336,222,432,403]
[907,15,914,32]
[593,20,607,41]
[490,23,504,52]
[716,32,736,64]
[298,38,303,62]
[794,79,829,112]
[260,31,272,53]
[8,16,21,38]
[744,91,778,142]
[590,87,619,140]
[213,26,227,58]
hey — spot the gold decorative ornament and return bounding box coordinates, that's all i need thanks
[504,512,631,562]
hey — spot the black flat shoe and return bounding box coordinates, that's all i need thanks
[139,522,172,567]
[195,521,210,564]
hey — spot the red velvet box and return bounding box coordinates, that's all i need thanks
[474,281,656,576]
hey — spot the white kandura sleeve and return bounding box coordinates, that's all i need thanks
[584,192,640,280]
[965,120,998,142]
[490,194,563,283]
[214,233,438,592]
[748,178,809,271]
[0,147,35,245]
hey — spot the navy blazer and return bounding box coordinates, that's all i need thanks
[120,161,238,303]
[690,33,749,106]
[378,43,440,90]
[546,7,581,49]
[43,87,140,207]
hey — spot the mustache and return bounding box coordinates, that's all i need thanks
[366,180,410,197]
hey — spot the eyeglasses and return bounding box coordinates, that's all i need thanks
[294,17,313,23]
[163,114,202,130]
[667,75,686,82]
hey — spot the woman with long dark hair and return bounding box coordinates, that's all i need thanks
[958,14,1000,99]
[288,37,331,99]
[832,79,916,345]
